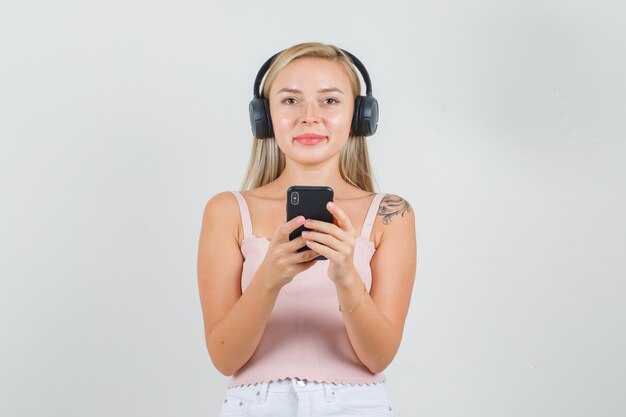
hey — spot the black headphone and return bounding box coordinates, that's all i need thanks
[249,48,379,139]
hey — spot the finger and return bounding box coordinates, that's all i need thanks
[284,235,308,252]
[298,247,321,262]
[304,239,333,260]
[286,246,321,264]
[326,201,356,234]
[303,218,340,237]
[301,230,342,251]
[293,258,318,273]
[277,215,306,242]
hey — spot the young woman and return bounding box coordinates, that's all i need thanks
[197,42,416,416]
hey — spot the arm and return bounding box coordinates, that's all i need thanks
[335,195,417,373]
[196,192,279,376]
[196,192,318,376]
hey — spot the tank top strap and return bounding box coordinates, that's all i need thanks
[360,193,386,240]
[230,191,253,240]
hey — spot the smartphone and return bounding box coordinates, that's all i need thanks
[286,185,334,261]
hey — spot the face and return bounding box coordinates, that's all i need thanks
[268,57,354,164]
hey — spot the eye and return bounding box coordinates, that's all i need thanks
[324,98,339,104]
[282,97,297,104]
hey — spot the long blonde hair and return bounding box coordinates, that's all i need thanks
[239,42,377,192]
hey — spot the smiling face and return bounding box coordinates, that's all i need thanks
[268,57,355,164]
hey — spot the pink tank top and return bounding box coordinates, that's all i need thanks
[228,191,387,388]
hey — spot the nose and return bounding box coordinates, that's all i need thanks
[300,100,320,126]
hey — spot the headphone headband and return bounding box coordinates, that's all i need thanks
[252,49,373,98]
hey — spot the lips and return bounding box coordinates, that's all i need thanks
[294,134,327,146]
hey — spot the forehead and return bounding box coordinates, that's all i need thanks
[270,57,352,94]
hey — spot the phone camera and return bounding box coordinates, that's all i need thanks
[290,191,299,205]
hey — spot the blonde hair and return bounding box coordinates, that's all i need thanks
[239,42,376,192]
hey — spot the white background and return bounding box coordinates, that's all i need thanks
[1,1,625,416]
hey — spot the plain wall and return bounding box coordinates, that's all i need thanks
[1,1,625,416]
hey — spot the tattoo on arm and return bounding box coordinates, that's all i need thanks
[378,194,412,225]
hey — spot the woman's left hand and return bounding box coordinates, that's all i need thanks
[301,201,356,283]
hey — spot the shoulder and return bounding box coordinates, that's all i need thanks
[203,191,239,214]
[377,193,413,225]
[375,193,415,243]
[201,191,242,240]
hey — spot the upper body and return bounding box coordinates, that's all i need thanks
[196,43,417,387]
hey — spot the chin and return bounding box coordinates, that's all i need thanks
[292,151,343,165]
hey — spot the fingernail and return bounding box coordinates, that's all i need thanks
[297,216,305,224]
[327,201,335,209]
[304,220,313,227]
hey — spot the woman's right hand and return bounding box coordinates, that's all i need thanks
[256,215,321,291]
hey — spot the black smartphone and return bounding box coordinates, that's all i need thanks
[286,185,334,261]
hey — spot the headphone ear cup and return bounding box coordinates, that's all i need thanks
[249,97,274,139]
[351,95,379,137]
[360,95,379,136]
[351,96,364,136]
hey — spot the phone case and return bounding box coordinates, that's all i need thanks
[286,185,334,261]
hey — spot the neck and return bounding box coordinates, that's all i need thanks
[272,160,353,197]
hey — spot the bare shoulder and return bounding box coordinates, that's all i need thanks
[201,191,241,243]
[204,191,238,211]
[375,193,415,243]
[378,194,413,225]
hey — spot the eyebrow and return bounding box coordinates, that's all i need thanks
[276,87,345,95]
